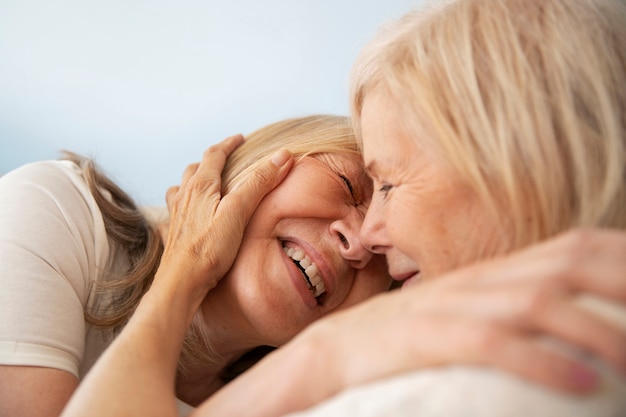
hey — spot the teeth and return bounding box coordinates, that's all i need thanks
[283,244,326,299]
[305,265,319,283]
[314,281,325,297]
[292,249,305,261]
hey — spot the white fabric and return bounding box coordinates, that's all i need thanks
[0,161,192,416]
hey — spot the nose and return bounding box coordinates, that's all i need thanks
[330,211,373,269]
[359,192,391,255]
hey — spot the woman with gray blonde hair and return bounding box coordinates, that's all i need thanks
[282,0,626,414]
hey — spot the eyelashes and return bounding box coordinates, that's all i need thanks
[339,174,358,205]
[378,184,392,198]
[340,173,391,204]
[339,175,355,196]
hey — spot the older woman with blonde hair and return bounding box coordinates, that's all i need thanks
[285,0,626,414]
[60,0,626,416]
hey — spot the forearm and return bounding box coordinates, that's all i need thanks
[61,269,201,417]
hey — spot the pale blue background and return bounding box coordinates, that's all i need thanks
[1,0,424,205]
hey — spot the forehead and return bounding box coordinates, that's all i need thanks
[360,90,411,176]
[312,152,363,173]
[311,152,373,196]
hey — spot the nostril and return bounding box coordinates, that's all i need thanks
[338,232,349,249]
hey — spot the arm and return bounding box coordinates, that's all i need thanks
[197,229,626,417]
[61,137,294,417]
[0,367,78,417]
[0,161,112,417]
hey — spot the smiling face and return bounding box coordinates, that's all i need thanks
[358,88,503,287]
[205,151,391,348]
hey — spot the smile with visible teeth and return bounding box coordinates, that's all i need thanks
[282,244,326,299]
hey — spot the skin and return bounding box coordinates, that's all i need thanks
[3,137,390,417]
[201,154,389,351]
[177,152,390,404]
[359,88,505,285]
[0,367,77,417]
[60,131,626,417]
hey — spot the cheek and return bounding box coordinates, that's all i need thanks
[384,183,476,275]
[384,190,430,257]
[333,257,391,311]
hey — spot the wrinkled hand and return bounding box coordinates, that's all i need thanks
[308,228,626,396]
[156,135,293,302]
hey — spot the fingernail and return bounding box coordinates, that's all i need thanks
[271,149,291,167]
[570,365,599,389]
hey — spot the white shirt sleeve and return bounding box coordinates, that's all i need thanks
[0,160,110,378]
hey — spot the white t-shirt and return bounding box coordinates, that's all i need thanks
[0,160,193,416]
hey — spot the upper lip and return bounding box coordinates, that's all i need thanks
[282,237,335,300]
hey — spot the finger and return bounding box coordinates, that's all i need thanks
[504,286,626,373]
[538,298,626,372]
[480,333,601,394]
[165,185,179,211]
[447,320,602,394]
[157,221,169,242]
[524,228,626,261]
[196,134,245,180]
[180,162,199,186]
[426,280,626,373]
[465,234,626,302]
[223,148,294,226]
[186,135,245,198]
[456,236,626,308]
[397,313,602,394]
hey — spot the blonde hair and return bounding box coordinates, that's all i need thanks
[350,0,626,251]
[68,114,360,377]
[224,114,359,193]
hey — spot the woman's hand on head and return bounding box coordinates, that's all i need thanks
[156,135,294,301]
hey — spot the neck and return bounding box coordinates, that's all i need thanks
[175,365,227,407]
[174,281,261,406]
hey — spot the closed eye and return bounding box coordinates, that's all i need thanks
[339,174,357,205]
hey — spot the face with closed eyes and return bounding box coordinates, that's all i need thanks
[204,152,391,348]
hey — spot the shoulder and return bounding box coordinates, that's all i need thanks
[2,159,86,193]
[1,159,102,227]
[0,160,95,214]
[0,159,112,295]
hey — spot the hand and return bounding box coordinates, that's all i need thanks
[305,228,626,396]
[155,135,293,304]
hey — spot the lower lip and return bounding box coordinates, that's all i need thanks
[281,246,318,309]
[401,273,421,289]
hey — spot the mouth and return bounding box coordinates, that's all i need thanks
[282,243,327,303]
[391,270,421,284]
[400,271,421,289]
